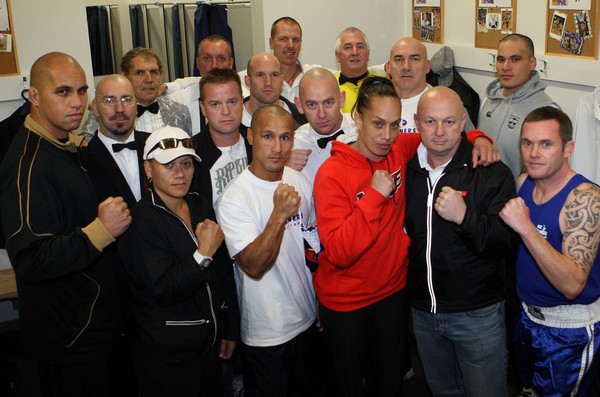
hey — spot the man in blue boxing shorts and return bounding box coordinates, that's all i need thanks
[501,106,600,397]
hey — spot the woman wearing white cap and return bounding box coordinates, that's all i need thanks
[119,126,239,397]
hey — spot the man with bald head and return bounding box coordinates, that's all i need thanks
[289,67,358,183]
[216,105,325,396]
[242,52,306,129]
[404,87,516,396]
[0,53,131,396]
[82,74,150,208]
[386,37,474,133]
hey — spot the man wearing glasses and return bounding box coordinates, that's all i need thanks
[80,74,151,396]
[82,74,150,208]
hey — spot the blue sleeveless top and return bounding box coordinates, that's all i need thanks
[517,174,600,307]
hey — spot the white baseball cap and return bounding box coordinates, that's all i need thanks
[143,126,201,164]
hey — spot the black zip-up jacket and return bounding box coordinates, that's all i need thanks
[119,189,239,362]
[0,120,121,364]
[405,134,518,313]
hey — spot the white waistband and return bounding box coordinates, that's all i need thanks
[522,298,600,328]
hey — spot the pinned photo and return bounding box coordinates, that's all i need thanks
[552,0,567,5]
[477,8,488,32]
[486,13,501,30]
[433,8,441,30]
[575,11,592,40]
[479,0,494,5]
[550,0,591,11]
[413,9,421,30]
[0,33,10,52]
[501,9,513,34]
[415,0,427,4]
[421,26,434,43]
[421,12,433,28]
[561,31,584,55]
[549,11,567,40]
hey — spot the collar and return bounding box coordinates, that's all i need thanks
[338,70,369,86]
[24,115,84,153]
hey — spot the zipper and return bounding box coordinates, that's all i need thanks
[166,319,209,326]
[425,174,444,314]
[66,272,100,350]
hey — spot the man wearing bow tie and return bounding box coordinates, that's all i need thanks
[80,74,150,396]
[82,74,150,208]
[83,48,192,137]
[335,27,381,113]
[288,68,358,184]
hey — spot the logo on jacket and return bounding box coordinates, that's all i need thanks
[389,166,402,197]
[507,114,520,129]
[355,166,402,201]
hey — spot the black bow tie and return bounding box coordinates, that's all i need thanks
[137,102,159,117]
[317,130,345,149]
[112,141,137,153]
[338,71,369,86]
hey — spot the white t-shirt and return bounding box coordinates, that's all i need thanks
[209,137,248,206]
[215,167,317,347]
[400,85,431,133]
[293,112,358,184]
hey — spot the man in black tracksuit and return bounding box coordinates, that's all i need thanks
[0,53,131,397]
[404,87,517,397]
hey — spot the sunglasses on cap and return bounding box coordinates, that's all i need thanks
[146,137,197,157]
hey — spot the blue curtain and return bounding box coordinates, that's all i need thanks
[172,5,184,79]
[86,6,114,75]
[193,1,235,76]
[129,5,146,48]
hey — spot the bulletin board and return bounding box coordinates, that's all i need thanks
[0,0,19,76]
[545,0,598,60]
[412,0,444,44]
[475,0,517,50]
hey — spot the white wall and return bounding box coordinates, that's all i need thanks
[0,0,95,121]
[251,0,404,70]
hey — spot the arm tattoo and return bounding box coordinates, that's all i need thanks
[563,184,600,271]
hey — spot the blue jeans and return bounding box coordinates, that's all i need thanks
[411,302,507,397]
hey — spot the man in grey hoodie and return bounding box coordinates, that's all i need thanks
[479,34,559,179]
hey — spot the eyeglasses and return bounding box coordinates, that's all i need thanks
[97,96,136,107]
[146,138,196,157]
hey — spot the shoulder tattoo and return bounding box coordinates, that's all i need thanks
[563,183,600,270]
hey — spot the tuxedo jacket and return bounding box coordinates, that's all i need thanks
[80,130,150,209]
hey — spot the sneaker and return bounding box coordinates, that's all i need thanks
[402,367,415,381]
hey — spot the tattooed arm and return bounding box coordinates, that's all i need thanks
[501,182,600,300]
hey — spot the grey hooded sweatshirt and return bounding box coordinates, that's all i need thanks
[478,71,558,179]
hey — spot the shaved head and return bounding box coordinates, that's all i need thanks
[28,52,88,139]
[299,67,339,99]
[251,104,293,131]
[30,52,82,90]
[417,86,464,115]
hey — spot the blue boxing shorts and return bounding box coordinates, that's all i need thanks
[514,299,600,397]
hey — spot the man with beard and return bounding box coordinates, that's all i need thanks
[82,74,150,208]
[80,74,150,396]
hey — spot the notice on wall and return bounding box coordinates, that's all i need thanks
[0,0,9,31]
[549,0,591,11]
[415,0,442,6]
